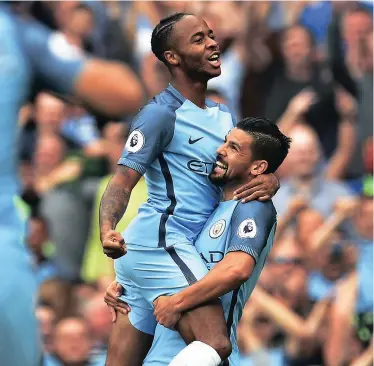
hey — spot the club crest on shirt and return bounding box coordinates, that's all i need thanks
[237,218,257,239]
[125,130,145,153]
[209,219,226,239]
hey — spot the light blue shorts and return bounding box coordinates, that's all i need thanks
[114,243,209,335]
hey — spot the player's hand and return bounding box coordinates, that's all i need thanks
[153,296,181,329]
[233,173,280,203]
[101,230,126,259]
[104,281,131,322]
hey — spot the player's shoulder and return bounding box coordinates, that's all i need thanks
[135,94,180,127]
[233,200,277,223]
[152,87,185,111]
[138,88,184,120]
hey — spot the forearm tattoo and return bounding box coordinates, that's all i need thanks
[99,171,131,233]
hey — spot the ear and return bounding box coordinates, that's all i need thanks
[250,160,268,176]
[164,50,180,66]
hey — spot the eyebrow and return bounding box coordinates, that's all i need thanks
[191,29,214,40]
[191,31,204,40]
[229,140,241,150]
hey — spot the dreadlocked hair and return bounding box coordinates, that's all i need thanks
[151,12,192,64]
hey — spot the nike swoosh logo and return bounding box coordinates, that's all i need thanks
[189,136,204,144]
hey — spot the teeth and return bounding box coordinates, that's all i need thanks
[209,55,219,61]
[216,161,227,169]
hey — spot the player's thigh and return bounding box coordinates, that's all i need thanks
[143,324,187,366]
[177,298,230,349]
[0,234,42,366]
[106,312,154,366]
[116,243,209,303]
[114,259,157,336]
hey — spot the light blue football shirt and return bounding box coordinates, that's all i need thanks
[142,198,277,366]
[119,84,236,248]
[195,199,277,365]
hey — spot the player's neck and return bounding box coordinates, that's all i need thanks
[221,178,251,202]
[170,77,207,109]
[221,187,236,201]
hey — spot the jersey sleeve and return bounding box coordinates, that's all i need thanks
[227,202,276,263]
[20,19,85,95]
[117,104,176,175]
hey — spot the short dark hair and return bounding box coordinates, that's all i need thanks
[236,117,291,173]
[151,13,192,64]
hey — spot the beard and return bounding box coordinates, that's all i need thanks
[208,172,227,187]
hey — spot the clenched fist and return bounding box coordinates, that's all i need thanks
[101,230,126,259]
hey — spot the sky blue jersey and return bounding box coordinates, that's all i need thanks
[142,199,277,366]
[0,5,84,198]
[119,84,236,248]
[195,199,277,365]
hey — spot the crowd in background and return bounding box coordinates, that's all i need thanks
[12,1,373,365]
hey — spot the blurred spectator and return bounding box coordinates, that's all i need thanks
[206,88,229,106]
[273,124,354,218]
[33,134,81,194]
[329,5,372,96]
[97,1,136,67]
[27,214,58,286]
[34,93,67,135]
[324,195,373,366]
[72,282,98,311]
[36,304,57,354]
[33,134,89,281]
[19,93,67,163]
[49,3,95,58]
[60,104,105,157]
[82,293,113,362]
[45,317,92,366]
[246,21,349,160]
[328,7,373,181]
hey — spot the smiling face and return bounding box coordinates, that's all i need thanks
[165,15,221,80]
[210,128,268,186]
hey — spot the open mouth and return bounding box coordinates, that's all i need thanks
[213,160,228,175]
[208,53,221,67]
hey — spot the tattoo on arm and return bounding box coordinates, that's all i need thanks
[99,167,132,235]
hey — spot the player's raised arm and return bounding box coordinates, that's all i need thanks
[99,165,141,259]
[99,104,176,258]
[20,17,143,118]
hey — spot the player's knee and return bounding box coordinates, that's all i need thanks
[207,335,232,360]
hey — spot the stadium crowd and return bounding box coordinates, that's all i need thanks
[12,1,373,365]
